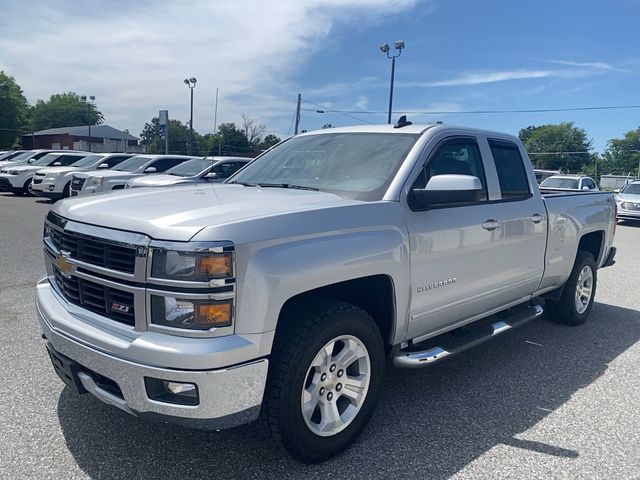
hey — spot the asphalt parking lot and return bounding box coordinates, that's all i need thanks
[1,193,639,479]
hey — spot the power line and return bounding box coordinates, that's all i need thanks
[301,98,375,125]
[301,103,640,116]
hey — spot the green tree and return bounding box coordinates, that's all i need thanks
[216,122,251,155]
[258,134,281,151]
[600,127,640,176]
[140,117,189,154]
[0,71,30,148]
[31,92,103,131]
[519,122,593,172]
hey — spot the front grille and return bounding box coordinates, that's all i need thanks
[53,268,135,326]
[622,202,640,211]
[50,229,136,274]
[71,177,86,190]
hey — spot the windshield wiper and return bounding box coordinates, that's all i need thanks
[228,181,258,186]
[256,183,319,191]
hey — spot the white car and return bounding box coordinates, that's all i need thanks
[71,155,197,196]
[539,175,599,191]
[0,151,90,195]
[126,157,250,189]
[615,180,640,222]
[31,153,134,201]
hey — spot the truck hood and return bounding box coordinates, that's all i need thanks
[55,183,362,241]
[128,174,191,187]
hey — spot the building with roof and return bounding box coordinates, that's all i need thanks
[22,125,144,153]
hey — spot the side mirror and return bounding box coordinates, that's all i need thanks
[28,158,36,163]
[53,162,62,166]
[144,166,157,173]
[410,175,483,210]
[582,186,590,191]
[97,163,109,169]
[204,172,218,179]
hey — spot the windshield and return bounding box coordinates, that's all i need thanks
[621,183,640,195]
[113,156,152,172]
[166,158,213,177]
[540,177,579,189]
[69,154,105,167]
[31,153,63,166]
[228,132,419,201]
[4,150,35,163]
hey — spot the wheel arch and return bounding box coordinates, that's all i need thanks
[276,275,397,354]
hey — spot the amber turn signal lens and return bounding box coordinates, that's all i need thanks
[195,302,232,327]
[196,254,233,278]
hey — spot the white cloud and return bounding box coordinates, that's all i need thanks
[549,60,621,71]
[404,69,554,87]
[0,0,417,137]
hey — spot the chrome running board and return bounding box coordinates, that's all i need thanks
[393,304,543,369]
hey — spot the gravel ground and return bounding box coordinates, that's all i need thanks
[1,193,639,479]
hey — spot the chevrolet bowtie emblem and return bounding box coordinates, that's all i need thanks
[55,251,74,278]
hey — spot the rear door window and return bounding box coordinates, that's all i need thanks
[151,158,186,172]
[488,139,531,200]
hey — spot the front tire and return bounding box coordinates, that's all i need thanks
[262,299,385,463]
[546,251,597,326]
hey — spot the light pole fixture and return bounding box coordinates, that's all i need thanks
[80,95,96,152]
[379,40,405,124]
[184,77,197,155]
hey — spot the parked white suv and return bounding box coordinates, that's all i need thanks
[32,153,134,200]
[71,155,196,196]
[0,151,90,195]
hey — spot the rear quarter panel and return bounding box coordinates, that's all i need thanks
[537,191,616,293]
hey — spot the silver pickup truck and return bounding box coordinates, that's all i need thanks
[37,123,616,463]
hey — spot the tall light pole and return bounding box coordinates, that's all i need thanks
[184,77,197,155]
[379,41,405,124]
[80,95,96,151]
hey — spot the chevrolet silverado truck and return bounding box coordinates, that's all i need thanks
[37,123,616,464]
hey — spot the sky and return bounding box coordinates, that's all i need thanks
[1,0,638,151]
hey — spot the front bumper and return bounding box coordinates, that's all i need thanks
[37,279,268,430]
[617,208,640,221]
[0,174,20,192]
[32,180,65,200]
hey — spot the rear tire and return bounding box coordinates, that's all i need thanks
[546,251,597,326]
[261,299,385,464]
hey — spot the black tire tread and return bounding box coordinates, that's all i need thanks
[261,298,383,463]
[546,250,596,326]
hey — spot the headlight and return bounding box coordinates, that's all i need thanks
[89,176,104,186]
[151,250,233,281]
[8,170,20,175]
[150,296,233,330]
[615,196,622,204]
[45,173,59,180]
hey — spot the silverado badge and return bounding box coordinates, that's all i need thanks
[55,251,74,278]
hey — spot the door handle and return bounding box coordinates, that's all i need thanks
[482,220,500,231]
[530,214,543,224]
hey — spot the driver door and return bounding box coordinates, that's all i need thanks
[403,136,506,340]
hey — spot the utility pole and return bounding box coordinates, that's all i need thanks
[294,93,301,135]
[183,78,197,155]
[213,88,220,156]
[379,41,405,124]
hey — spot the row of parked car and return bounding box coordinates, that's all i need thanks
[0,149,250,200]
[532,169,640,222]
